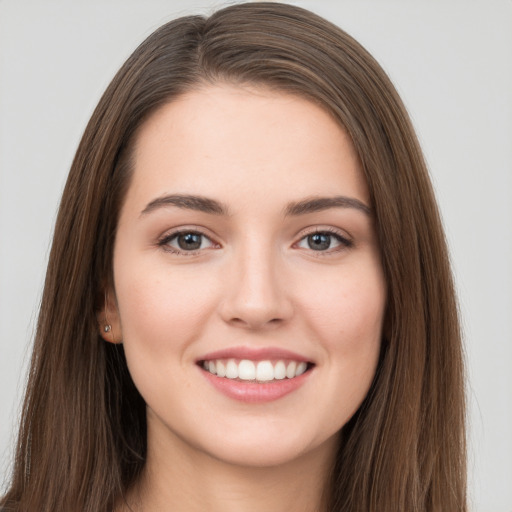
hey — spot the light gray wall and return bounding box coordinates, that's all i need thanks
[1,1,511,510]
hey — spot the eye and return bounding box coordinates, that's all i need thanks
[159,230,216,254]
[296,230,352,252]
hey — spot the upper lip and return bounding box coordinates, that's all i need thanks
[197,346,312,363]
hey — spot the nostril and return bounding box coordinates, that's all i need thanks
[228,316,285,330]
[218,275,294,329]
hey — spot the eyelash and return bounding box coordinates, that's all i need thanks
[157,227,353,256]
[295,228,353,255]
[157,229,218,255]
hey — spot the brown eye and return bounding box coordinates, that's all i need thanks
[177,233,203,250]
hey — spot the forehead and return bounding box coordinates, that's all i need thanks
[126,84,369,212]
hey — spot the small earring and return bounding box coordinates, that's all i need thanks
[104,325,112,333]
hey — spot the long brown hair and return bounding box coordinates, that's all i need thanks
[1,3,466,511]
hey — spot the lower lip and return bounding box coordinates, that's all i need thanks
[200,367,312,403]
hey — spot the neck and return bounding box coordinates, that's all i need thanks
[120,424,337,512]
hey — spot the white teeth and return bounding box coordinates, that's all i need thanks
[225,359,238,379]
[216,360,226,378]
[202,358,309,381]
[286,361,297,379]
[296,361,307,376]
[274,361,286,380]
[256,361,274,381]
[238,360,256,380]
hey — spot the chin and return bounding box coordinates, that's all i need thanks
[189,424,339,470]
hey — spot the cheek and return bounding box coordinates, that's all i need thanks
[114,259,221,355]
[300,262,386,347]
[297,259,385,394]
[112,261,224,413]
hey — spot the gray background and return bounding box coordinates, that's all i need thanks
[1,1,511,511]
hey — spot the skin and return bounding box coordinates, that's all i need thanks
[103,84,386,512]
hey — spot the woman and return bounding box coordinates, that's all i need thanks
[0,2,466,511]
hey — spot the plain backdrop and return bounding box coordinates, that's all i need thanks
[0,1,511,511]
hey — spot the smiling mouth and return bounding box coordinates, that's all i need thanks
[199,359,314,383]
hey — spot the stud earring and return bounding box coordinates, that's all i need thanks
[104,325,112,333]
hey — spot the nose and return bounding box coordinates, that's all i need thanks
[219,243,293,330]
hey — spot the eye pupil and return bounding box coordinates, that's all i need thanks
[308,233,331,251]
[178,233,202,250]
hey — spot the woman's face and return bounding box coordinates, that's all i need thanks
[106,84,386,468]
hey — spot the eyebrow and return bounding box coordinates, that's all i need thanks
[140,194,228,217]
[284,196,371,216]
[140,193,371,217]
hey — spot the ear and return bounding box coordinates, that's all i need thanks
[97,289,123,344]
